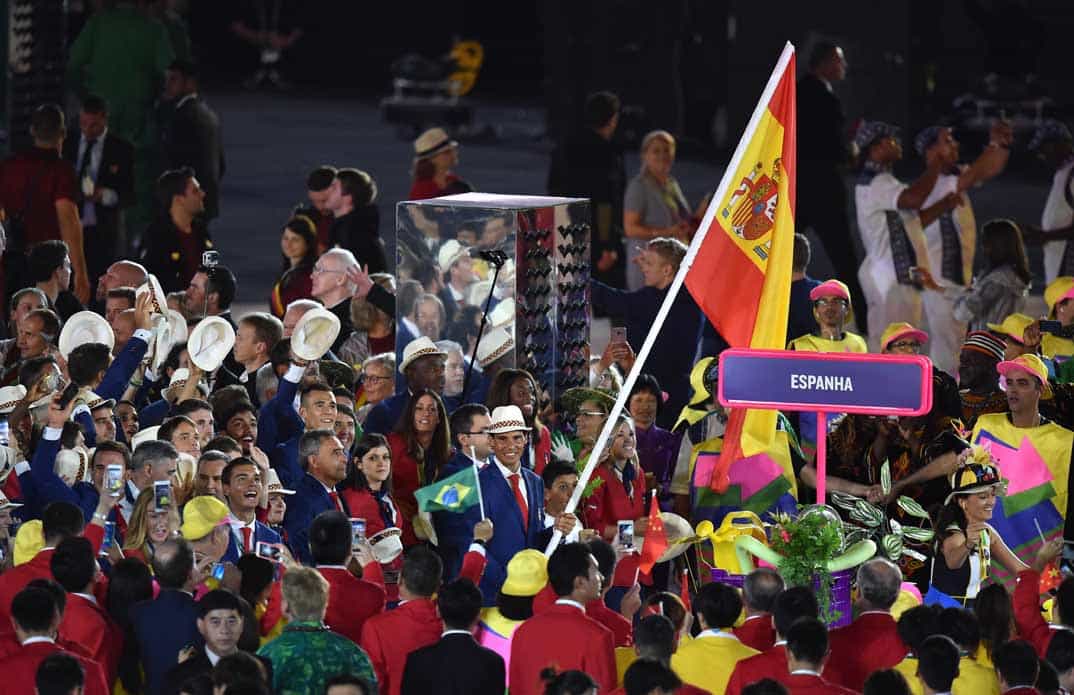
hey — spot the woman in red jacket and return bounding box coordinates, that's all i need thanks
[486,368,552,474]
[269,215,318,318]
[340,433,415,602]
[386,389,452,525]
[584,413,648,591]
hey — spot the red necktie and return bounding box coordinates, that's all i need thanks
[328,490,342,512]
[508,474,529,527]
[240,526,252,553]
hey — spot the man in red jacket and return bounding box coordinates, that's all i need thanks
[0,501,89,627]
[0,585,109,695]
[311,512,387,644]
[733,568,782,652]
[50,537,122,685]
[995,639,1044,694]
[782,617,857,695]
[827,557,907,690]
[360,546,446,695]
[727,586,841,695]
[509,542,617,695]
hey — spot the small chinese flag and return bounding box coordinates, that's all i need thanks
[680,568,692,611]
[639,496,668,575]
[1040,562,1063,594]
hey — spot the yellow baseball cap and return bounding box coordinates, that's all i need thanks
[180,495,230,541]
[501,549,549,597]
[1044,277,1074,316]
[986,313,1035,345]
[880,323,928,352]
[997,353,1052,398]
[14,519,44,566]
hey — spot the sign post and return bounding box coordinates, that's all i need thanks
[717,349,934,502]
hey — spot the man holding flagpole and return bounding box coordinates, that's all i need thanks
[433,404,493,579]
[545,41,799,554]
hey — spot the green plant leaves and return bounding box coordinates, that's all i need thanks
[880,460,892,496]
[881,534,904,561]
[830,491,861,512]
[901,526,935,543]
[897,496,930,519]
[849,500,884,528]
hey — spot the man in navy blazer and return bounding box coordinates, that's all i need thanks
[220,457,281,563]
[283,429,350,564]
[129,538,203,695]
[460,406,577,604]
[435,404,492,580]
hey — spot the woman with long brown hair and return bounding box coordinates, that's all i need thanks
[270,215,319,318]
[386,389,452,524]
[121,489,181,567]
[486,368,551,474]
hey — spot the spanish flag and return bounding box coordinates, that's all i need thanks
[684,43,796,492]
[414,466,480,513]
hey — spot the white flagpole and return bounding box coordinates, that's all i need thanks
[545,41,796,556]
[471,445,485,519]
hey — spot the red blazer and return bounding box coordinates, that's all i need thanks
[584,462,648,588]
[783,672,858,695]
[319,565,387,645]
[733,615,776,652]
[0,549,55,626]
[509,602,617,695]
[532,425,552,475]
[1013,569,1055,657]
[0,641,109,695]
[58,594,123,685]
[360,598,441,695]
[725,644,845,695]
[827,612,907,691]
[586,598,632,647]
[340,486,415,602]
[386,432,425,524]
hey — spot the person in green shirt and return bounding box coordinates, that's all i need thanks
[258,566,378,695]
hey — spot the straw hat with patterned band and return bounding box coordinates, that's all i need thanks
[487,405,531,434]
[986,313,1035,346]
[476,327,514,368]
[369,527,404,563]
[187,316,236,372]
[997,353,1053,398]
[58,311,114,360]
[656,512,695,563]
[880,323,928,352]
[181,495,230,541]
[1044,277,1074,317]
[264,468,295,496]
[560,387,616,417]
[86,393,116,412]
[945,459,1005,505]
[292,307,341,362]
[502,549,548,597]
[413,127,458,160]
[399,336,447,374]
[488,298,516,330]
[0,385,27,415]
[437,239,469,272]
[136,274,168,316]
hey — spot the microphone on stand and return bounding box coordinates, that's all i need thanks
[469,247,509,268]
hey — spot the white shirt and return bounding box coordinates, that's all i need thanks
[855,171,930,291]
[228,515,257,552]
[442,629,472,638]
[206,646,223,667]
[119,480,142,523]
[544,512,580,542]
[697,628,739,640]
[921,171,977,288]
[1042,159,1074,283]
[21,636,55,646]
[74,592,98,606]
[76,130,116,226]
[493,456,527,507]
[555,599,585,612]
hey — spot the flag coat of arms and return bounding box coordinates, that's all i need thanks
[414,465,480,513]
[683,43,797,491]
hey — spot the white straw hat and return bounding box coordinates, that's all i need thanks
[398,336,447,374]
[476,327,514,368]
[58,311,114,359]
[292,307,341,362]
[0,385,27,414]
[487,405,530,434]
[187,317,235,372]
[136,274,168,316]
[437,240,469,272]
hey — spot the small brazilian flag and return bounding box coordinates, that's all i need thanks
[414,466,480,513]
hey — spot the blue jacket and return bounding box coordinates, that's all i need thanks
[433,451,485,580]
[284,473,350,565]
[130,588,202,695]
[222,520,282,564]
[25,431,100,522]
[97,332,150,401]
[459,460,545,604]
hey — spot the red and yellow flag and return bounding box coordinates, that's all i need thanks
[684,43,796,491]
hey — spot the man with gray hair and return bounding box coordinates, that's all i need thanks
[311,248,359,354]
[734,567,784,651]
[827,557,908,690]
[115,439,180,525]
[282,298,321,338]
[283,428,349,564]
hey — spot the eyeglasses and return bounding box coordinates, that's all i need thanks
[888,341,922,350]
[577,411,606,418]
[312,264,344,275]
[815,297,848,307]
[460,430,489,436]
[363,374,392,383]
